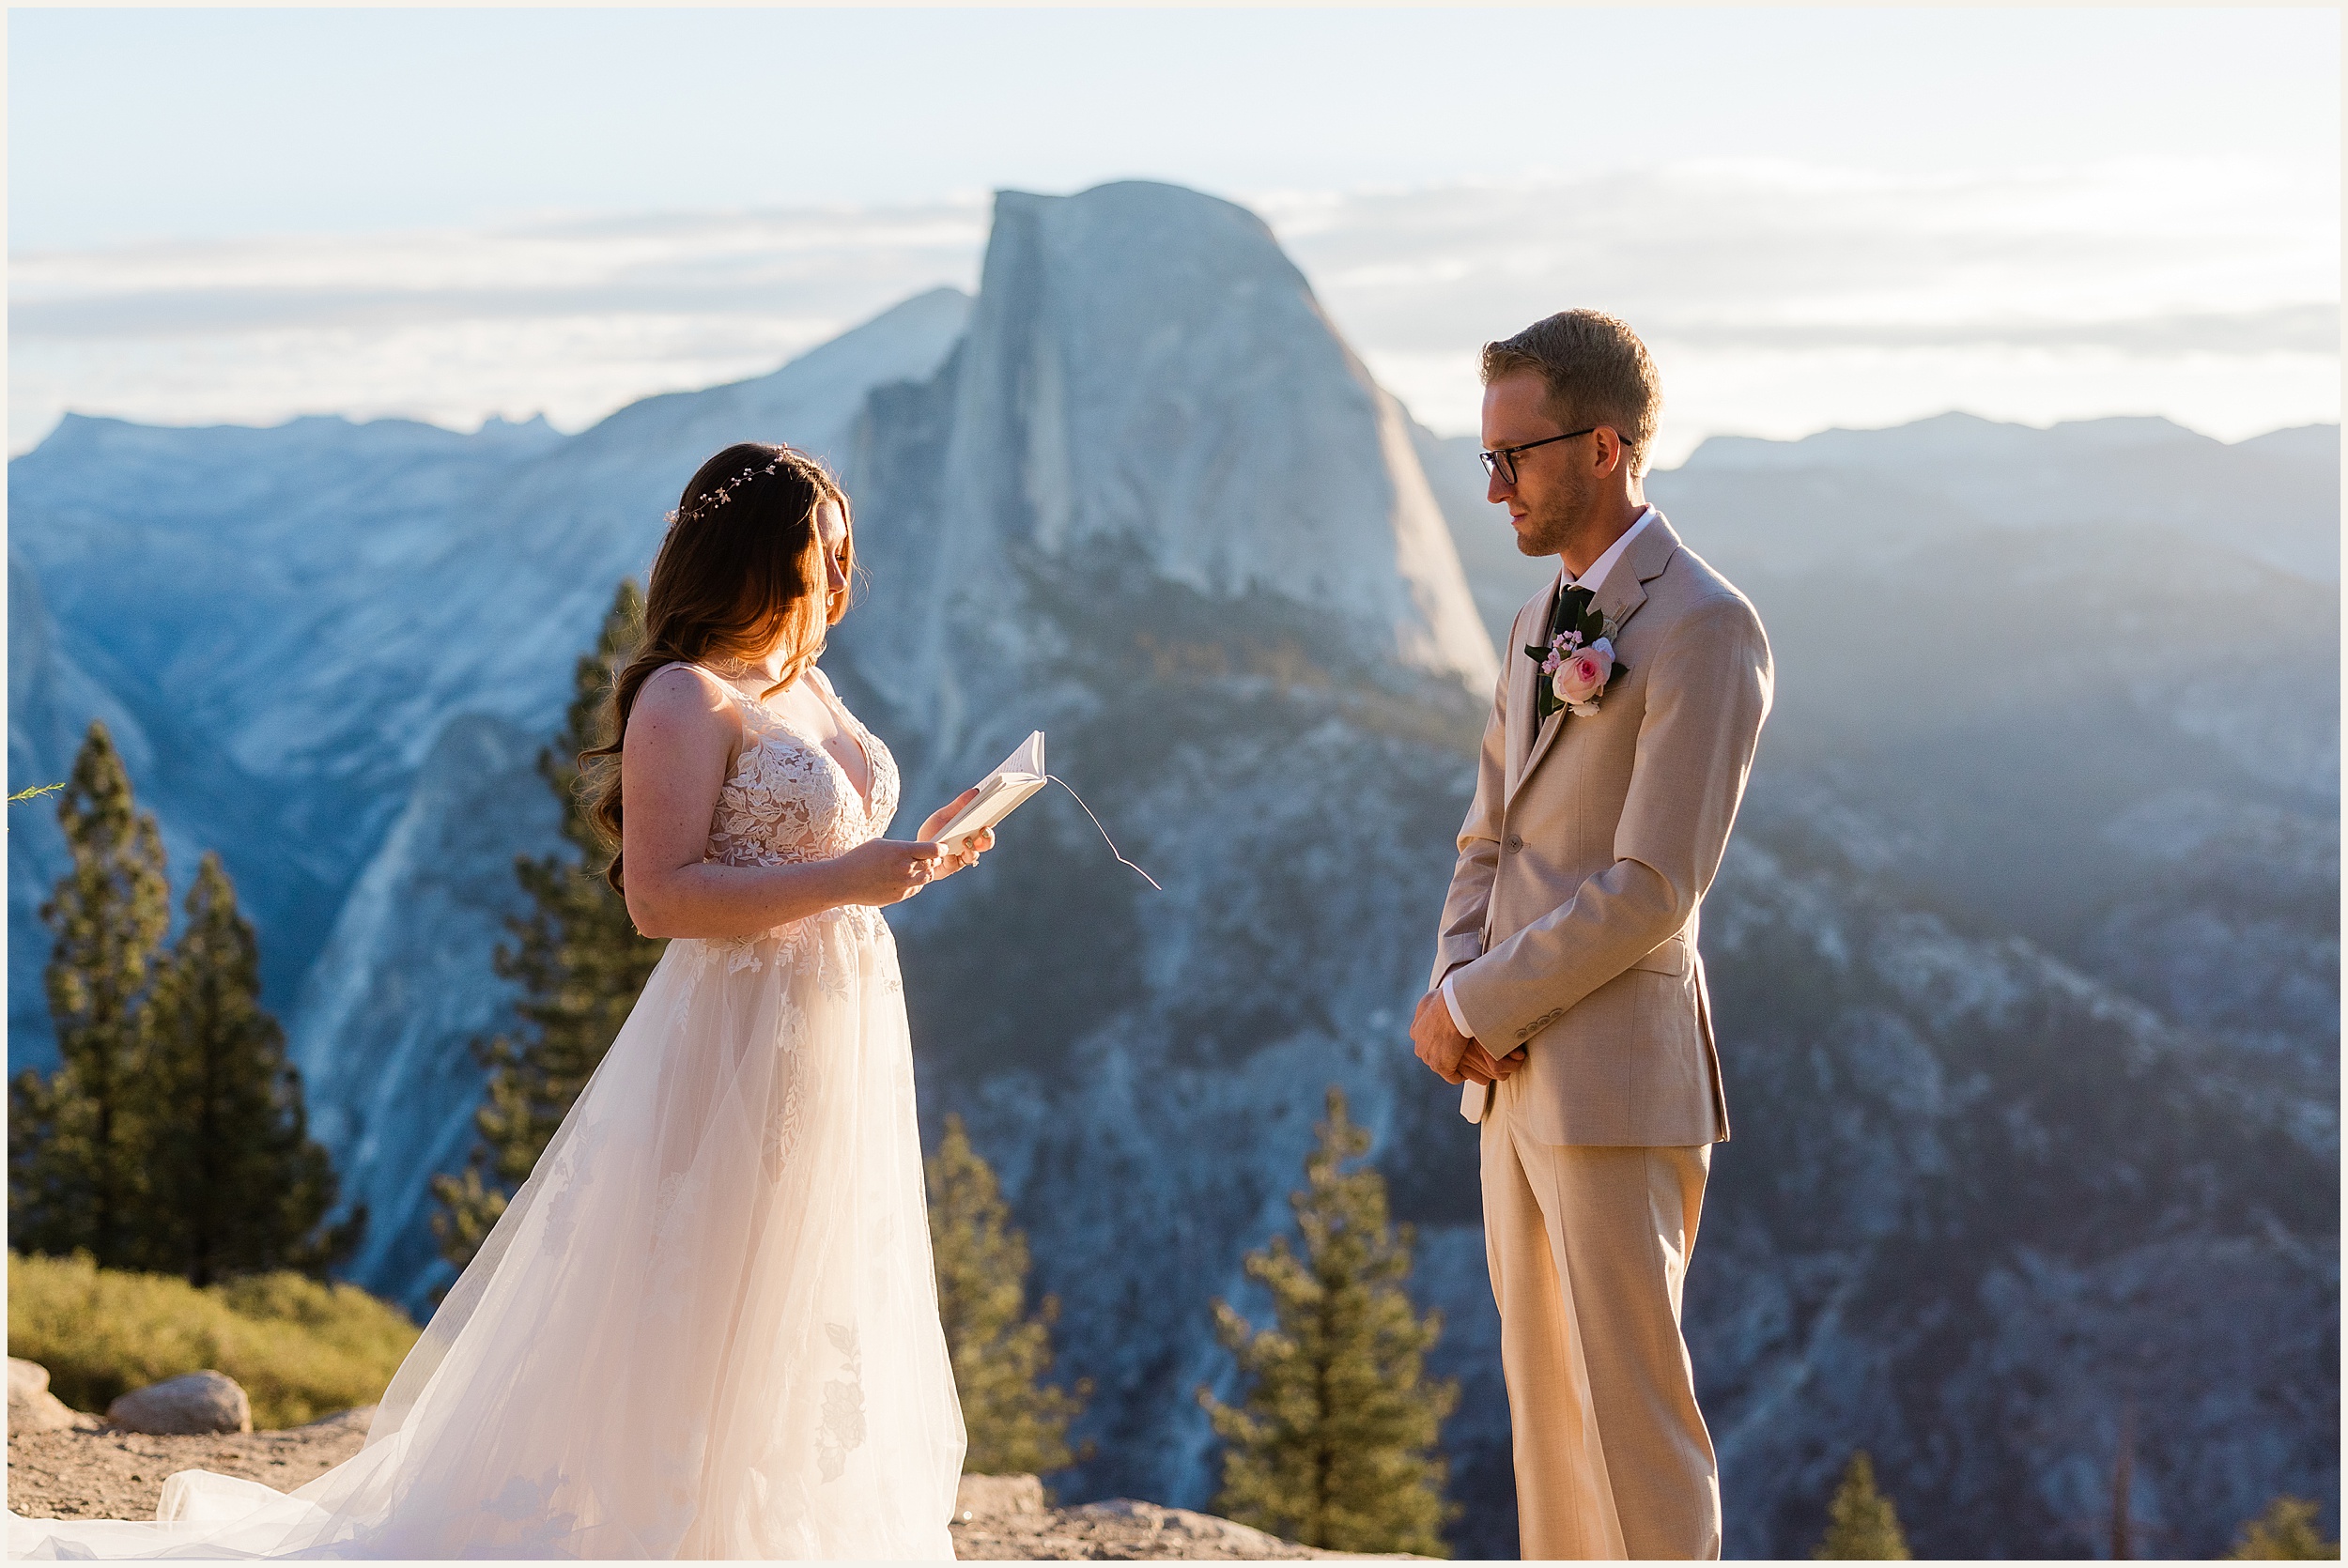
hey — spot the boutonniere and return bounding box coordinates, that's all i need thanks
[1524,601,1630,723]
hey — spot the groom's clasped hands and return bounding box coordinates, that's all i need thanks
[1409,988,1525,1086]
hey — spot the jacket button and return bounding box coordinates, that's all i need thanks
[1505,834,1524,853]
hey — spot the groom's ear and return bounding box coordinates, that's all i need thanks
[1593,426,1630,476]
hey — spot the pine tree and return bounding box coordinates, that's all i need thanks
[8,722,172,1267]
[927,1115,1089,1476]
[2224,1497,2338,1560]
[143,852,359,1285]
[433,581,666,1269]
[1815,1451,1911,1559]
[1197,1086,1460,1558]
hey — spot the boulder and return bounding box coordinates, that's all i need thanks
[290,1405,376,1437]
[1069,1498,1297,1556]
[955,1472,1045,1521]
[104,1370,252,1436]
[8,1358,81,1433]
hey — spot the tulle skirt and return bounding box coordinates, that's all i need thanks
[10,908,965,1560]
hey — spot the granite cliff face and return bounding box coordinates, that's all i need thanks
[819,180,1501,1528]
[835,183,1491,777]
[8,181,2335,1557]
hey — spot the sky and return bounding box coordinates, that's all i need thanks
[8,7,2340,458]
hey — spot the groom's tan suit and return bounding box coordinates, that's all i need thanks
[1432,511,1771,1560]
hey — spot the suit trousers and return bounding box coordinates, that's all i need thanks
[1481,1094,1720,1560]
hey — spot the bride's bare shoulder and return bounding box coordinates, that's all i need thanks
[626,664,738,750]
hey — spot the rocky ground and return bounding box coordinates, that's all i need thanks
[7,1407,372,1522]
[10,1412,1380,1560]
[948,1474,1385,1560]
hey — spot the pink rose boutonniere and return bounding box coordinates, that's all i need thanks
[1526,596,1630,722]
[1552,637,1616,716]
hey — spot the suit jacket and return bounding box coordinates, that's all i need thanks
[1431,514,1772,1145]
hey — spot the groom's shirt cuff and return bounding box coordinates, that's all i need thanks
[1441,974,1475,1039]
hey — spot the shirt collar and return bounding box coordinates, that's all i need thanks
[1559,506,1658,596]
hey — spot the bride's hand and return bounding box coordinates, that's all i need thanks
[915,790,996,881]
[833,838,949,905]
[933,826,992,878]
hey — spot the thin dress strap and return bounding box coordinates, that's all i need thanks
[652,659,734,696]
[655,661,765,716]
[797,666,877,813]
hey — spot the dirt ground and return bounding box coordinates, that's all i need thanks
[10,1418,1393,1560]
[951,1493,1359,1560]
[8,1407,372,1522]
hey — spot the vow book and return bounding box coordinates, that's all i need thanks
[933,732,1048,846]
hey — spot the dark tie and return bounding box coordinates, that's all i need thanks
[1529,582,1598,725]
[1552,581,1596,644]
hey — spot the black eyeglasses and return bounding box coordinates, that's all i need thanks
[1479,427,1599,486]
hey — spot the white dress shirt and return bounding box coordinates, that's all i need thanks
[1442,506,1659,1041]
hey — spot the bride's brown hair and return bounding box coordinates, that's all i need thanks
[585,442,856,893]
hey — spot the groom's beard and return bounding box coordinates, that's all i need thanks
[1512,468,1599,559]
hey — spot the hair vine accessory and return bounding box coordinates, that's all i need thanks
[664,453,802,527]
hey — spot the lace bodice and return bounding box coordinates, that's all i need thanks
[691,667,899,869]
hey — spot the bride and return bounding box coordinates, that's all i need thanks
[11,443,992,1560]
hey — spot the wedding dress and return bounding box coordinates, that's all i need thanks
[10,666,965,1560]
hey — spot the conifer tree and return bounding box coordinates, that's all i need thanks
[2224,1497,2338,1560]
[433,581,666,1268]
[927,1114,1089,1475]
[1197,1086,1459,1558]
[8,722,171,1266]
[143,852,358,1285]
[1815,1451,1911,1559]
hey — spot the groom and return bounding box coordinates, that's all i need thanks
[1411,311,1772,1560]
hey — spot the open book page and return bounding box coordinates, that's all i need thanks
[932,731,1047,844]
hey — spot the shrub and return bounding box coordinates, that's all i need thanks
[7,1251,418,1428]
[1815,1451,1911,1559]
[2224,1497,2338,1560]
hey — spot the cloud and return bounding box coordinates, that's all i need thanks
[1270,161,2337,349]
[1657,304,2339,357]
[6,204,989,452]
[1270,161,2338,442]
[9,204,989,336]
[8,162,2337,455]
[14,284,916,340]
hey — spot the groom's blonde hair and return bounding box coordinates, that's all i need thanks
[1481,311,1661,476]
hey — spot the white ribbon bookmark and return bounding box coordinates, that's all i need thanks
[1043,773,1162,891]
[933,732,1161,891]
